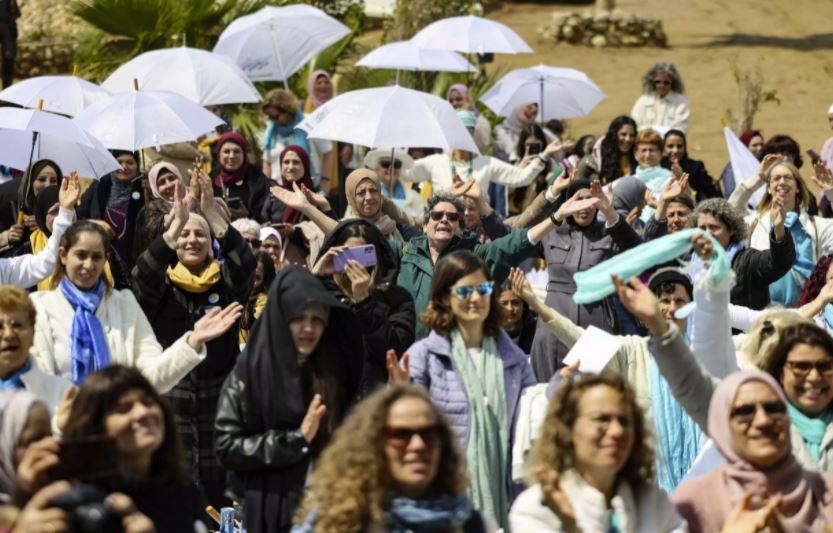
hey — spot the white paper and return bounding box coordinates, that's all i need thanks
[563,325,624,373]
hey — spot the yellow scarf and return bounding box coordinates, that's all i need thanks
[166,261,221,293]
[30,230,53,291]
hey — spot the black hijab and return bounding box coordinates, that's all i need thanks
[316,219,400,289]
[33,185,59,236]
[19,159,63,213]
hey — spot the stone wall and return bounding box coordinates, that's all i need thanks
[16,41,74,77]
[539,10,667,48]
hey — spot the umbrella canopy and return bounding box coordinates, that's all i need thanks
[356,40,475,72]
[102,46,261,106]
[0,107,119,179]
[213,4,350,84]
[0,75,111,117]
[297,85,478,153]
[73,90,225,152]
[411,15,532,55]
[480,65,605,120]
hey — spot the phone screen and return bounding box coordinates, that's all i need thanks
[51,436,119,483]
[526,142,543,155]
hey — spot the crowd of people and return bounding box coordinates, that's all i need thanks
[1,57,833,533]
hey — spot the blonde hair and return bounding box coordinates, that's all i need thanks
[295,385,467,532]
[741,309,810,368]
[635,129,663,149]
[757,161,811,213]
[0,285,35,326]
[261,89,299,115]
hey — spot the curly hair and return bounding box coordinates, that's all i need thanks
[294,384,466,532]
[421,250,502,338]
[798,255,833,307]
[741,309,809,368]
[692,198,748,244]
[641,61,685,95]
[761,322,833,383]
[525,373,654,489]
[261,89,300,115]
[757,161,811,214]
[599,116,637,184]
[422,192,467,231]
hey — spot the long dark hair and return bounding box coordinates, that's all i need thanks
[421,250,502,338]
[51,220,113,290]
[63,365,187,483]
[798,255,833,307]
[317,219,400,290]
[599,116,637,184]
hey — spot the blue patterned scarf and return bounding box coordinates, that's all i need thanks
[385,493,474,533]
[60,278,110,385]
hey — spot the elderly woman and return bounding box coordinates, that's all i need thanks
[509,373,686,532]
[693,197,794,309]
[579,116,638,184]
[729,159,833,306]
[363,147,424,219]
[293,384,495,532]
[211,132,272,222]
[673,371,833,532]
[631,61,690,133]
[661,129,721,199]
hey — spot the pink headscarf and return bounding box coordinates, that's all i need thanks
[447,83,478,117]
[306,70,334,110]
[674,370,833,532]
[148,161,186,202]
[0,389,44,502]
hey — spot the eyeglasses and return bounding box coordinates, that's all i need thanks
[730,401,787,424]
[246,238,262,249]
[785,360,833,377]
[653,79,672,87]
[385,425,440,449]
[579,413,633,431]
[379,160,403,170]
[429,210,461,223]
[451,281,494,300]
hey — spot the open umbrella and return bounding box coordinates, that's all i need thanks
[0,72,110,117]
[213,4,350,88]
[73,88,225,152]
[297,85,478,153]
[102,46,261,106]
[411,15,532,55]
[356,40,475,76]
[480,65,605,121]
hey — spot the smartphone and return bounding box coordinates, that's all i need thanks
[226,197,242,209]
[526,141,543,155]
[807,149,821,165]
[51,436,119,483]
[333,245,377,273]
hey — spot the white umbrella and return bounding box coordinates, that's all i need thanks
[480,65,605,121]
[213,4,350,87]
[356,40,475,74]
[102,47,261,106]
[411,15,532,55]
[0,106,119,179]
[0,74,111,117]
[298,85,478,153]
[73,89,225,152]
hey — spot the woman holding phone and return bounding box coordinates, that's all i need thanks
[313,219,414,394]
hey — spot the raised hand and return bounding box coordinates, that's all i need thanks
[559,361,581,380]
[811,160,833,191]
[345,260,372,302]
[59,170,82,210]
[721,492,782,533]
[386,349,410,384]
[819,278,833,305]
[661,173,689,201]
[188,302,244,350]
[300,394,327,443]
[55,386,77,433]
[554,191,600,223]
[543,137,566,158]
[451,176,482,202]
[591,180,615,221]
[509,267,536,304]
[301,184,331,212]
[550,164,576,197]
[671,160,684,180]
[758,153,784,180]
[311,246,343,277]
[612,274,667,336]
[690,231,716,260]
[270,182,312,212]
[7,223,23,243]
[770,194,786,232]
[163,182,189,243]
[625,205,642,228]
[537,470,579,533]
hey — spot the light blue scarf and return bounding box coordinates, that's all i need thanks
[60,277,110,385]
[573,228,728,304]
[635,166,672,223]
[650,329,702,493]
[262,110,311,155]
[688,241,743,284]
[786,403,833,461]
[0,359,29,390]
[823,304,833,331]
[769,212,815,307]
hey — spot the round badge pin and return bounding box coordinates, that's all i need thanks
[208,293,220,304]
[131,191,141,200]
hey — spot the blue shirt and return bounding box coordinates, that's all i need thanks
[0,358,30,389]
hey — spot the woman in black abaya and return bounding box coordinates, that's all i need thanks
[214,266,364,533]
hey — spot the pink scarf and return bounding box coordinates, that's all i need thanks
[306,70,333,110]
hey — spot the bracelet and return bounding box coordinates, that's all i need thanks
[549,211,560,226]
[538,153,548,163]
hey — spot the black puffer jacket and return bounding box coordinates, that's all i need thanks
[730,227,795,310]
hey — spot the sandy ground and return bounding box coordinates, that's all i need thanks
[482,0,833,175]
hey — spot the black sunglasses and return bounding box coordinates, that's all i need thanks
[379,160,403,170]
[385,425,441,448]
[730,401,787,423]
[430,210,461,222]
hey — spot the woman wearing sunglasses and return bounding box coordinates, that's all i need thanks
[630,61,690,133]
[615,274,833,474]
[405,250,536,529]
[293,384,496,532]
[673,370,833,532]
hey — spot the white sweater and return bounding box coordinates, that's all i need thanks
[0,207,73,288]
[630,91,690,133]
[404,153,545,201]
[509,471,687,533]
[31,288,206,393]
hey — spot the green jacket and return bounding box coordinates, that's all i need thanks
[391,229,539,339]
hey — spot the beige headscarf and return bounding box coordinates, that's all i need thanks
[343,169,399,237]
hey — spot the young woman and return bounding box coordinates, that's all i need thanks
[133,161,187,263]
[493,103,539,161]
[509,373,686,532]
[406,250,536,529]
[210,132,272,222]
[214,266,364,533]
[630,61,690,133]
[0,159,62,257]
[673,371,833,532]
[262,145,330,226]
[447,83,492,154]
[132,172,253,505]
[579,115,637,184]
[30,219,241,392]
[661,129,720,199]
[509,124,553,214]
[62,365,207,531]
[797,254,833,334]
[240,251,276,345]
[313,219,414,394]
[497,280,536,354]
[293,384,495,532]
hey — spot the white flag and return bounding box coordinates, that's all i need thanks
[723,126,764,208]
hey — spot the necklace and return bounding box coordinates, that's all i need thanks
[451,156,473,182]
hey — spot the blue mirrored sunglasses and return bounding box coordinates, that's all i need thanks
[452,281,494,300]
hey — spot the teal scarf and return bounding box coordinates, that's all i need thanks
[448,329,509,530]
[635,166,672,223]
[769,212,815,307]
[787,403,833,461]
